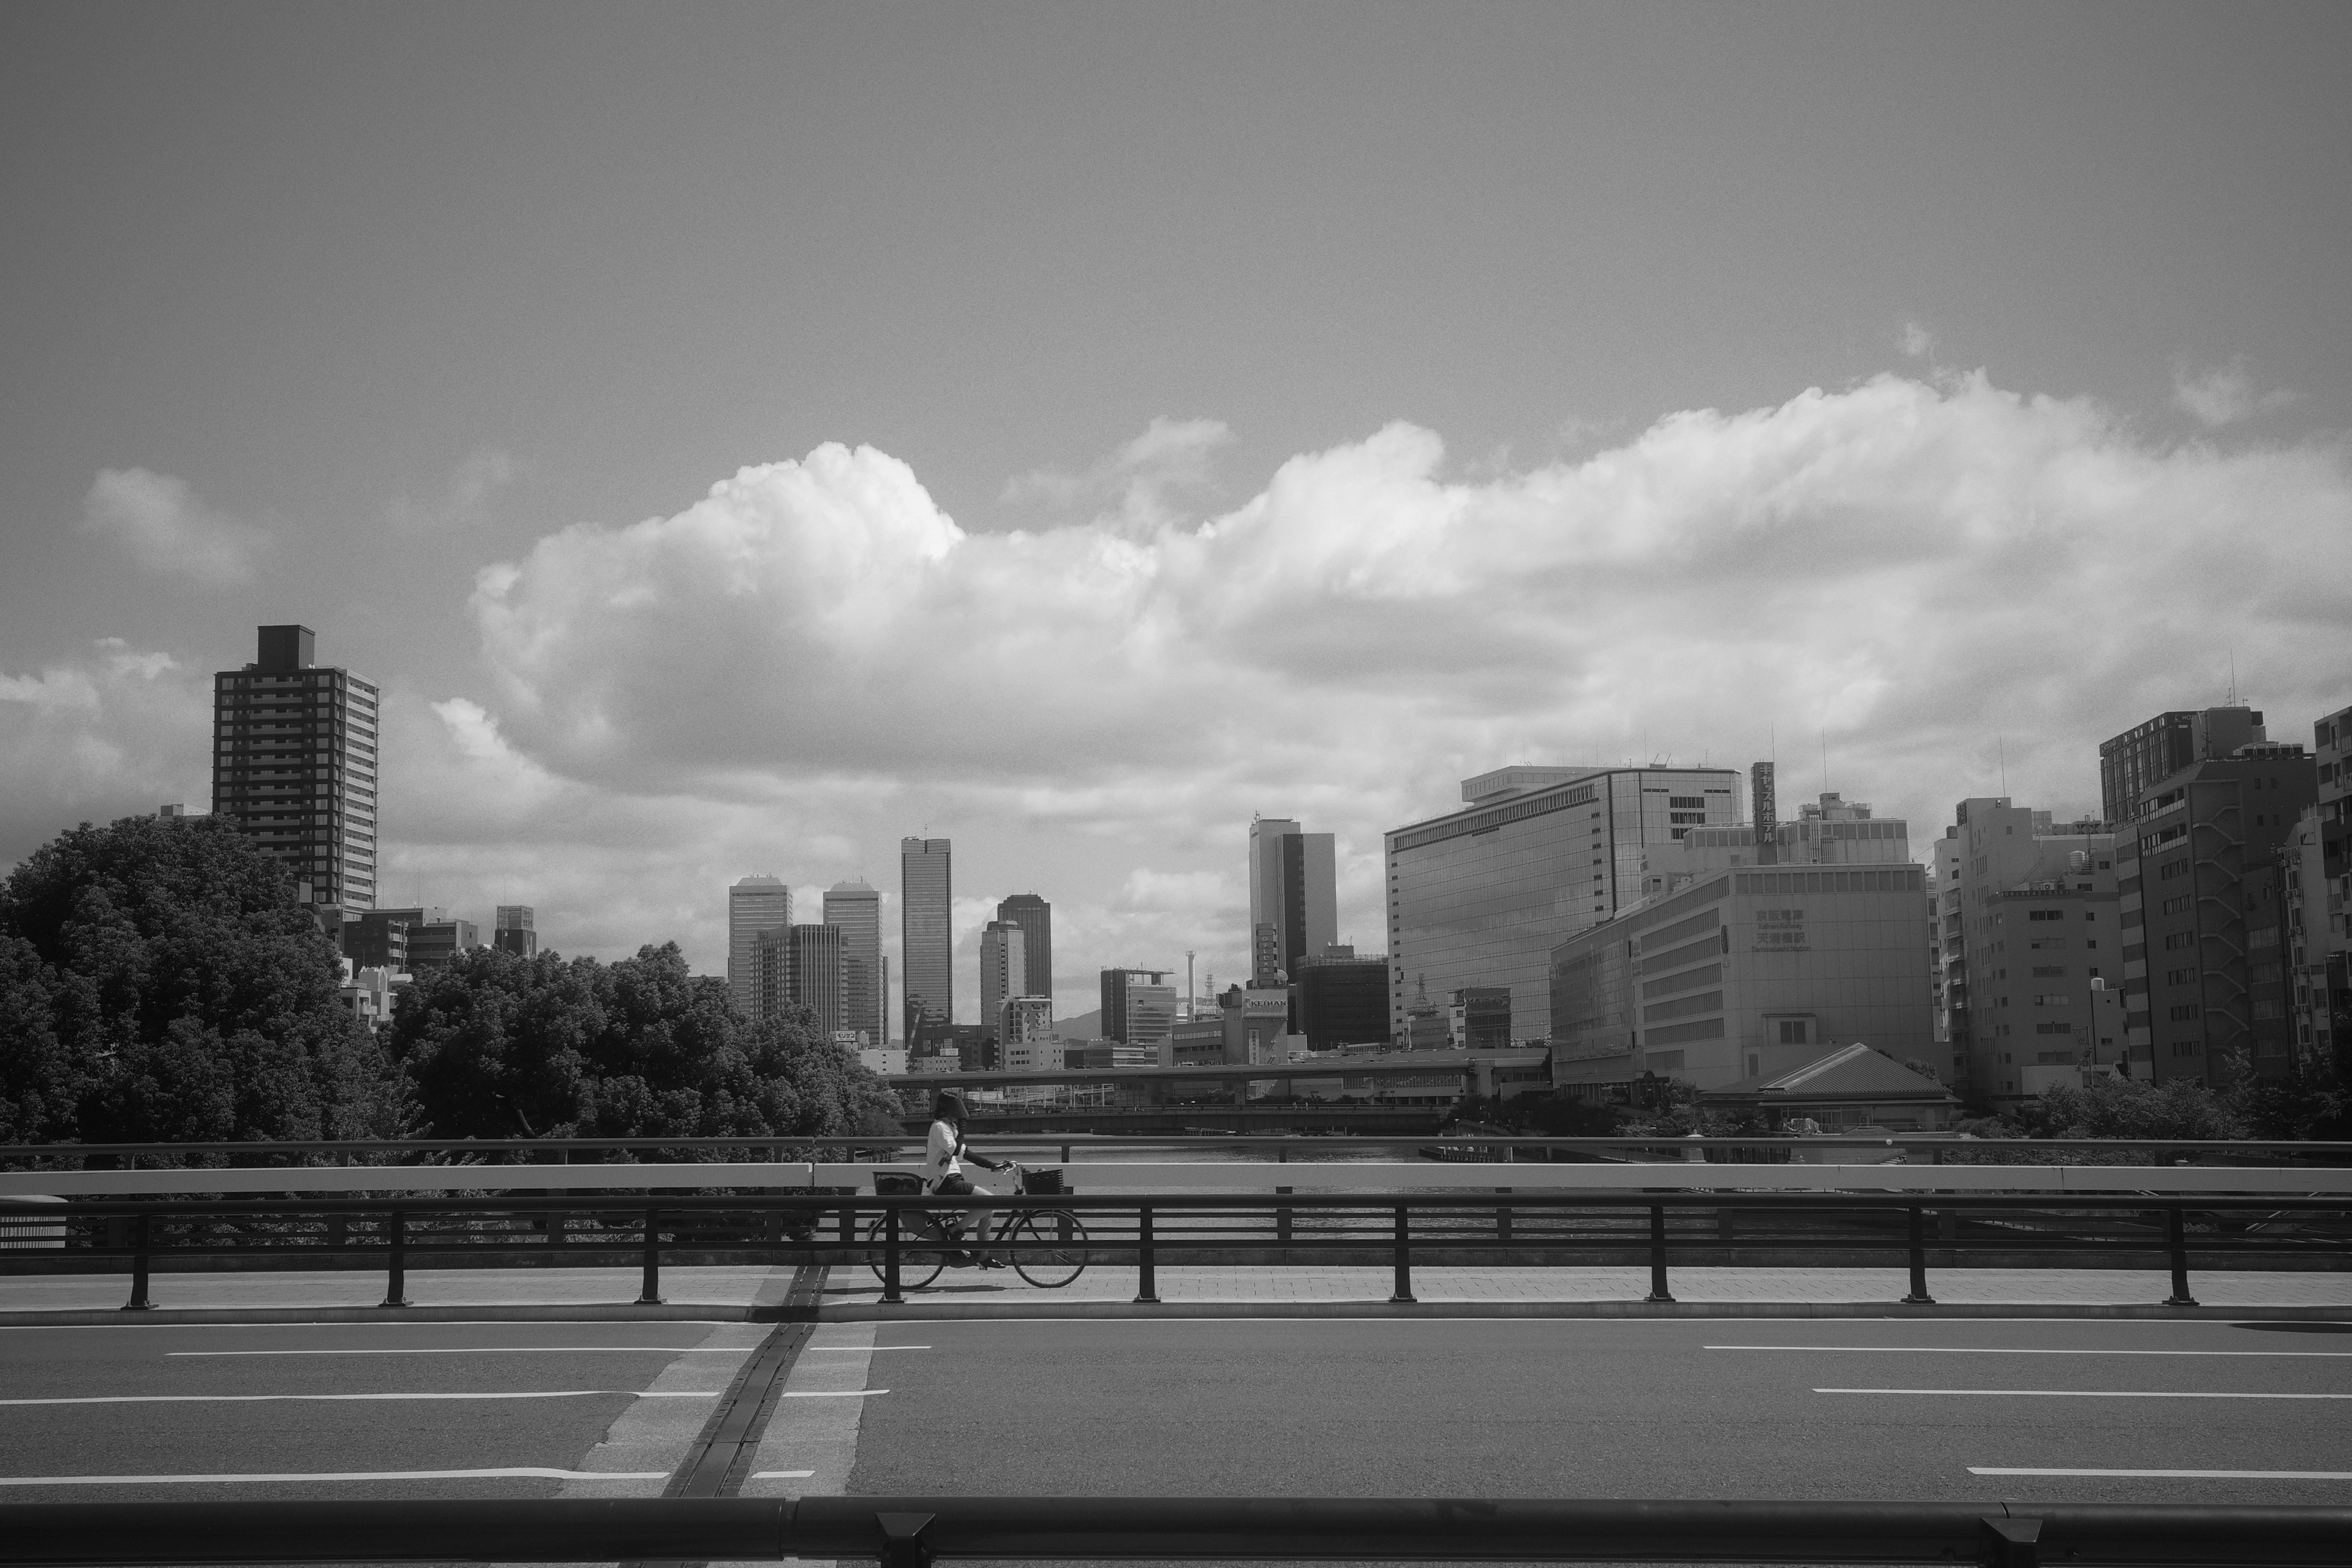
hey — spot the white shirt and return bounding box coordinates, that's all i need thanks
[925,1118,964,1185]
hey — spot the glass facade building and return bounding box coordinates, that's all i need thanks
[823,880,883,1045]
[728,875,791,1019]
[900,837,952,1038]
[994,892,1053,1002]
[1384,766,1741,1041]
[211,625,379,918]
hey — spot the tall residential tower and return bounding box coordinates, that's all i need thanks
[1247,818,1336,983]
[211,625,380,921]
[822,880,884,1045]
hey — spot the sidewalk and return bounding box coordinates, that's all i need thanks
[6,1261,2349,1322]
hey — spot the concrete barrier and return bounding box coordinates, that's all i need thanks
[3,1161,2346,1198]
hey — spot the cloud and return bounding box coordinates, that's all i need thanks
[1898,320,1939,360]
[388,447,525,531]
[0,640,211,856]
[1001,415,1232,537]
[79,469,268,586]
[14,374,2350,1027]
[2172,360,2296,428]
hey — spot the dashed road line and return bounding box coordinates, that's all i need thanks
[1713,1344,2352,1357]
[1972,1468,2352,1480]
[167,1347,752,1357]
[1818,1387,2352,1400]
[0,1390,717,1406]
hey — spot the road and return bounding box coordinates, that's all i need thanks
[0,1310,2347,1510]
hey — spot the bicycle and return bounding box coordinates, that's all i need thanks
[863,1162,1089,1290]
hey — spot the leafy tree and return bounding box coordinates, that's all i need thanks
[2022,1072,2245,1140]
[2226,1056,2352,1141]
[388,941,905,1142]
[0,815,399,1147]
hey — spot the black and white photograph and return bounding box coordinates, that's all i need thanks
[1,4,2350,1563]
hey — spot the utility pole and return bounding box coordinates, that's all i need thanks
[1185,950,1196,1017]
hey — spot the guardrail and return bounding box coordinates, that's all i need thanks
[9,1160,2351,1197]
[7,1134,2348,1168]
[7,1188,2344,1311]
[5,1496,2351,1565]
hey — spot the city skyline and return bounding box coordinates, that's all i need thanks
[3,7,2350,1027]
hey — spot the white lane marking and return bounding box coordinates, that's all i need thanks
[750,1470,816,1479]
[1818,1388,2352,1400]
[0,1468,669,1485]
[0,1321,737,1331]
[803,1345,929,1351]
[858,1315,2352,1327]
[168,1347,752,1357]
[1972,1468,2352,1480]
[1714,1344,2352,1358]
[0,1391,718,1406]
[780,1389,888,1398]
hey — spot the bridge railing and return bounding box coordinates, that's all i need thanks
[6,1134,2349,1170]
[4,1494,2350,1566]
[6,1188,2345,1311]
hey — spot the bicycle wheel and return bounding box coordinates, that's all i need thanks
[1008,1209,1088,1288]
[863,1214,947,1291]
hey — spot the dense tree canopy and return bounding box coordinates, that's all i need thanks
[387,942,905,1140]
[0,815,396,1145]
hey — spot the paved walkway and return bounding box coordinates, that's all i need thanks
[7,1262,2350,1316]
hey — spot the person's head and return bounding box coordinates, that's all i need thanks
[933,1088,968,1124]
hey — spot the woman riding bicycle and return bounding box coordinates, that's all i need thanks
[927,1088,1010,1268]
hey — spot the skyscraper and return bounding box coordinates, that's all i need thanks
[211,625,380,921]
[823,880,883,1046]
[994,892,1053,1001]
[979,921,1028,1044]
[728,876,791,1018]
[1101,967,1177,1055]
[2098,707,2266,825]
[755,922,847,1038]
[900,837,952,1041]
[1247,817,1336,982]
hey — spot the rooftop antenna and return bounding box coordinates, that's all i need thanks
[2227,647,2237,705]
[1820,729,1828,795]
[1998,735,2007,794]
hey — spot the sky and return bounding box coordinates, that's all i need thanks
[4,1,2349,1027]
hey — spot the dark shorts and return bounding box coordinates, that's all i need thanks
[934,1174,976,1197]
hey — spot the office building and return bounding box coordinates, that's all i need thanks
[1550,861,1934,1095]
[211,625,380,919]
[364,907,479,974]
[1291,949,1390,1049]
[1659,793,1912,881]
[994,893,1053,1001]
[1101,967,1178,1060]
[728,876,791,1019]
[1248,818,1337,982]
[822,881,884,1046]
[1935,799,2120,1106]
[1450,986,1513,1050]
[2291,705,2352,1066]
[2099,706,2266,826]
[999,997,1057,1072]
[493,905,537,959]
[754,922,848,1037]
[978,921,1028,1043]
[2116,740,2316,1086]
[900,838,952,1040]
[1385,763,1741,1043]
[343,910,412,974]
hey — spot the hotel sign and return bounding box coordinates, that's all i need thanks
[1753,907,1808,952]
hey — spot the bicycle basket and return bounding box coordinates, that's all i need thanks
[873,1172,925,1197]
[1020,1167,1066,1196]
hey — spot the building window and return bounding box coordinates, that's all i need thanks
[1777,1020,1809,1045]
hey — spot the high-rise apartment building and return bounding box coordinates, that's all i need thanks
[2098,707,2266,825]
[900,838,953,1040]
[211,625,380,919]
[1248,818,1336,982]
[2291,705,2352,1064]
[364,907,480,973]
[2116,741,2316,1086]
[728,876,791,1019]
[1935,799,2120,1107]
[756,922,846,1037]
[822,880,884,1046]
[493,905,537,959]
[978,921,1028,1044]
[1384,763,1741,1043]
[994,893,1053,1001]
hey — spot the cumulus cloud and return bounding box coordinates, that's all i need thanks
[2172,360,2295,428]
[1001,415,1232,537]
[79,469,268,586]
[0,640,211,854]
[1898,320,1939,360]
[447,372,2352,1011]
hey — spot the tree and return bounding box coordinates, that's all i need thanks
[2024,1072,2245,1141]
[2228,1056,2352,1141]
[0,815,399,1147]
[387,941,905,1142]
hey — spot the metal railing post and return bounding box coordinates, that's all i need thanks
[1903,1205,1935,1305]
[548,1210,565,1247]
[1275,1186,1292,1245]
[1389,1205,1415,1303]
[1496,1188,1512,1243]
[380,1208,407,1308]
[881,1204,904,1305]
[638,1207,663,1305]
[1134,1204,1159,1304]
[123,1211,152,1311]
[1645,1204,1674,1303]
[2164,1205,2198,1307]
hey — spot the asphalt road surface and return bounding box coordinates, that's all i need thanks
[1,1313,2348,1509]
